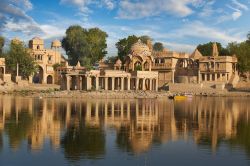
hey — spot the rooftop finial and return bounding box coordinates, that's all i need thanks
[212,42,219,57]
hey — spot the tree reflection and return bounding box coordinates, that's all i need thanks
[230,119,250,156]
[0,131,2,151]
[61,122,105,161]
[4,111,33,150]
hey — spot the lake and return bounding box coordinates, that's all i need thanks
[0,95,250,166]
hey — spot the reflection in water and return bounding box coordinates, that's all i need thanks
[0,96,250,163]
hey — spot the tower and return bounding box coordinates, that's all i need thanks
[212,42,219,57]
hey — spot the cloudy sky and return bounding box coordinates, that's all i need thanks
[0,0,250,56]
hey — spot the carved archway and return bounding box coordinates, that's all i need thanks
[33,66,43,83]
[47,75,53,84]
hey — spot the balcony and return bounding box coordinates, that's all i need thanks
[152,63,172,70]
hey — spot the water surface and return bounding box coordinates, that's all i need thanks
[0,95,250,166]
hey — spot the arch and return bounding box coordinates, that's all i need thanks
[144,62,150,71]
[134,61,142,71]
[33,66,43,84]
[47,75,53,84]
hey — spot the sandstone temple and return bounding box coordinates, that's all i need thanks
[0,37,239,90]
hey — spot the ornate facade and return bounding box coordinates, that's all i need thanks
[60,40,238,91]
[29,37,66,84]
[60,40,159,91]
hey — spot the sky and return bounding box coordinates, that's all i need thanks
[0,0,250,56]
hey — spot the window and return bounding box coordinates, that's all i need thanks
[217,63,220,69]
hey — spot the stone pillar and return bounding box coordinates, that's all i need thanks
[155,79,158,91]
[149,79,152,90]
[86,76,91,90]
[127,77,131,90]
[204,74,207,82]
[121,77,124,91]
[96,76,99,90]
[172,70,175,83]
[66,76,70,90]
[142,78,146,90]
[198,71,201,84]
[79,76,82,90]
[105,77,108,90]
[112,77,115,91]
[136,78,139,90]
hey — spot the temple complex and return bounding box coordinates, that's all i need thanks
[28,37,66,84]
[60,39,238,91]
[60,40,159,91]
[0,37,239,90]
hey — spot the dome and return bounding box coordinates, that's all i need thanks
[130,39,151,57]
[32,37,42,40]
[51,39,61,48]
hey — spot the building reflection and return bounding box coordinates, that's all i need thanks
[0,96,250,158]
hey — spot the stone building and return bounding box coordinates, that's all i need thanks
[60,40,159,91]
[60,39,238,91]
[197,43,238,84]
[0,58,11,83]
[0,58,6,81]
[29,37,66,84]
[150,42,238,86]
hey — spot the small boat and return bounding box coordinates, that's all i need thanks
[174,95,187,100]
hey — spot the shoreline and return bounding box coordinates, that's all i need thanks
[0,89,250,98]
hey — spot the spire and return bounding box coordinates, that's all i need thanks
[212,42,219,57]
[191,48,203,59]
[76,61,81,67]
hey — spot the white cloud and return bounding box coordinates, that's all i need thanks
[232,0,248,10]
[117,0,202,19]
[162,42,196,53]
[167,21,244,44]
[60,0,92,13]
[60,0,115,14]
[198,0,216,17]
[102,0,115,10]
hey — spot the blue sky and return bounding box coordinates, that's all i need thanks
[0,0,250,56]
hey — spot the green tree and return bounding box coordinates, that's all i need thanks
[140,35,152,44]
[105,56,118,64]
[247,32,250,44]
[227,41,250,73]
[62,25,108,67]
[197,42,229,56]
[153,42,164,51]
[5,40,37,78]
[53,63,64,70]
[0,36,4,57]
[116,35,139,63]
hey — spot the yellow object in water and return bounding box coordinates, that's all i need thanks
[174,95,187,100]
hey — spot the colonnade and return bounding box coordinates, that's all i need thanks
[200,73,229,82]
[62,75,158,91]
